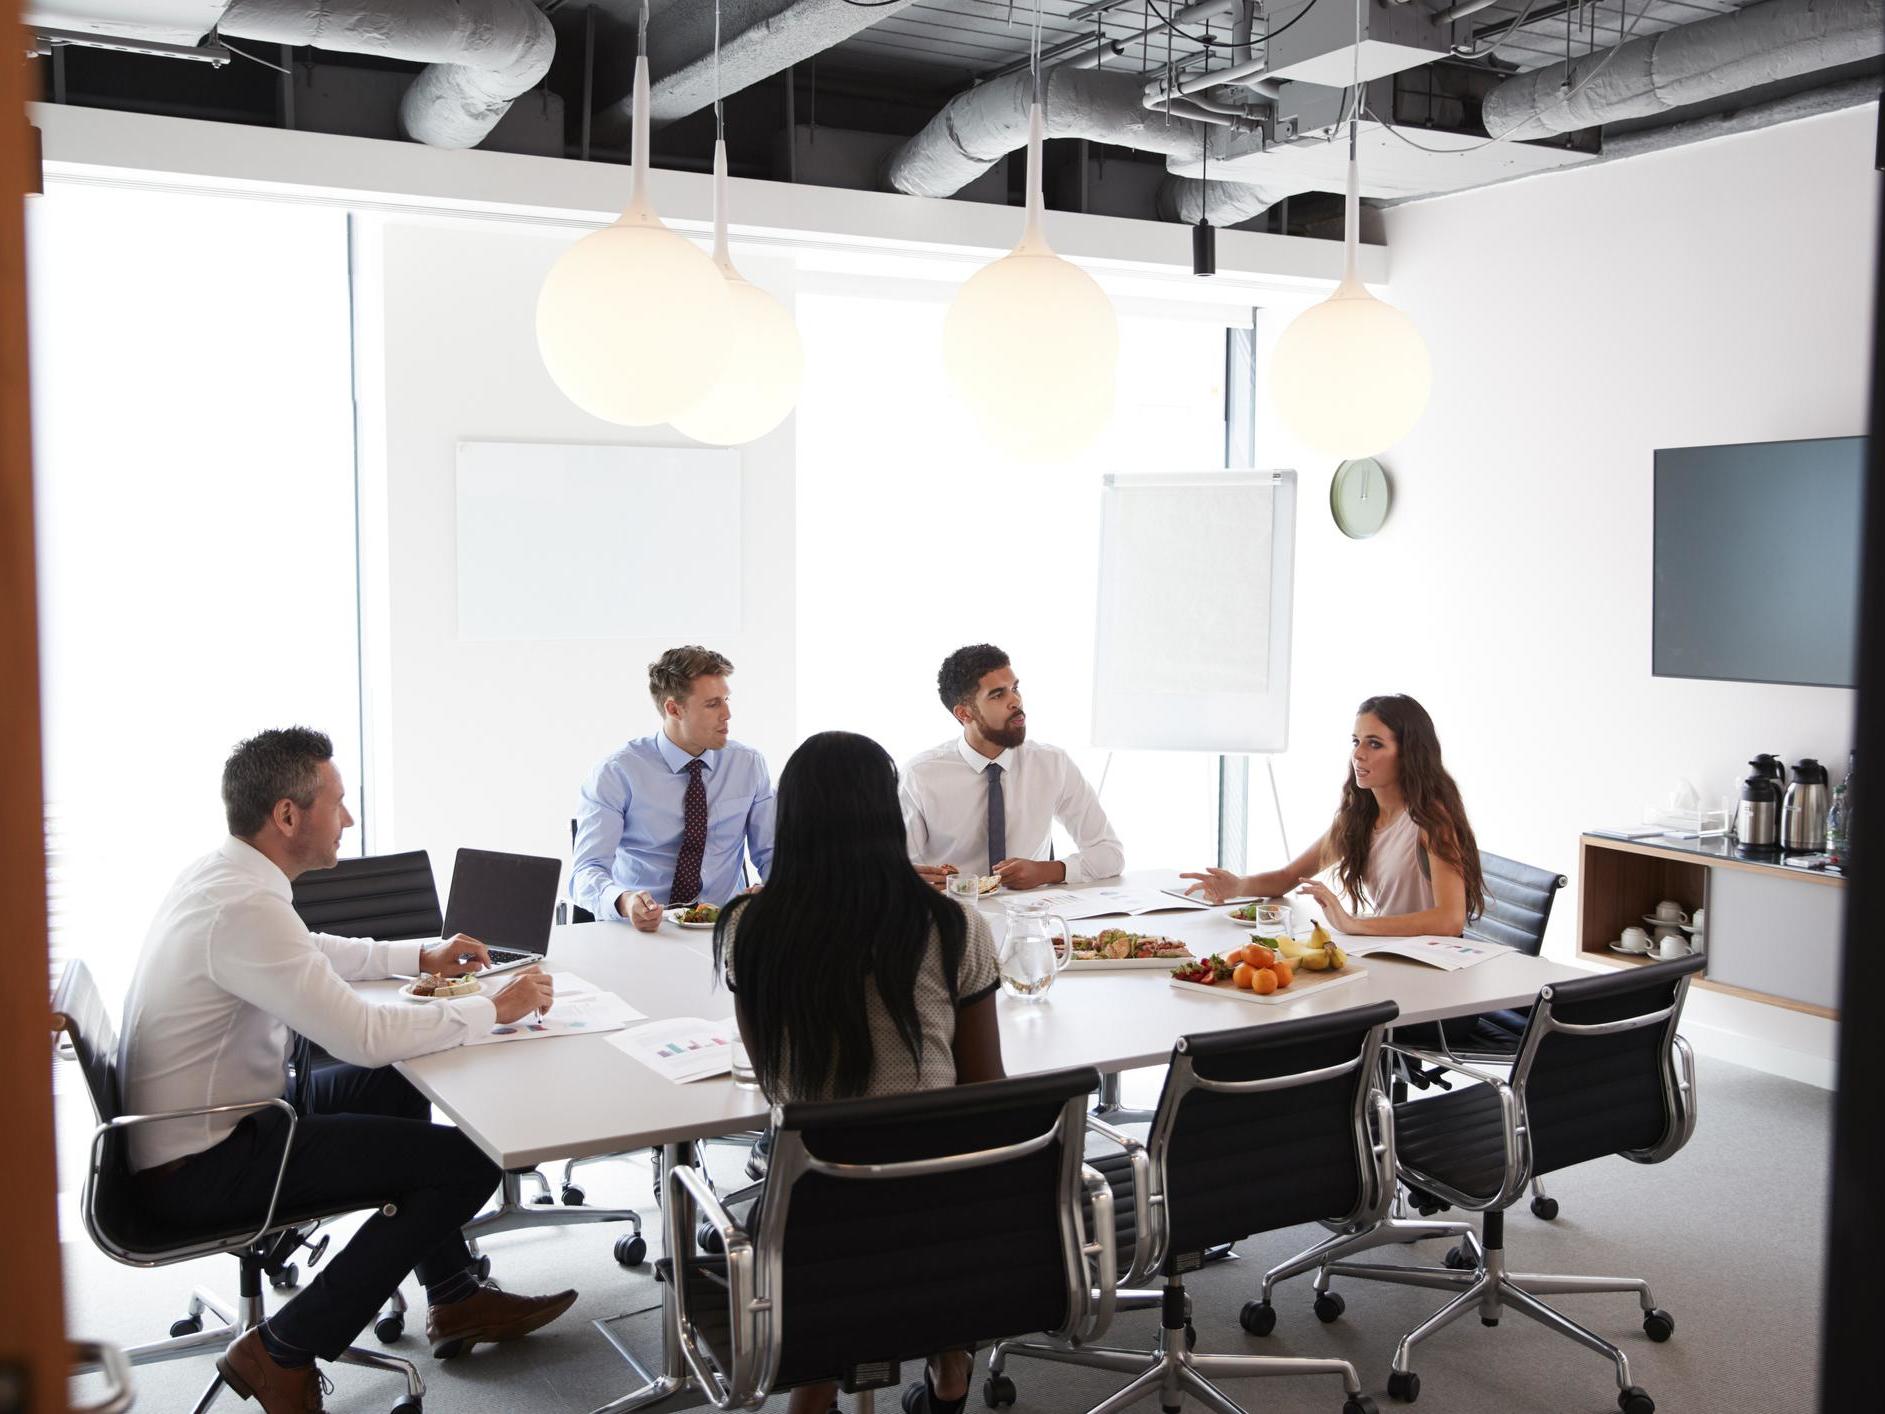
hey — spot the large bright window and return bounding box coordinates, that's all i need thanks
[795,284,1232,873]
[29,183,362,1003]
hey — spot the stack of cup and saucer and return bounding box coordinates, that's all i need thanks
[1640,900,1698,959]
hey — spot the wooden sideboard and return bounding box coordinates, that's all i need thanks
[1578,833,1845,1019]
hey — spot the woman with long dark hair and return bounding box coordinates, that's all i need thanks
[1183,694,1485,936]
[714,730,1003,1414]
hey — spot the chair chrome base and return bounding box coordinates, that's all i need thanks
[1321,1223,1663,1402]
[465,1167,642,1246]
[1258,1213,1479,1312]
[994,1275,1371,1414]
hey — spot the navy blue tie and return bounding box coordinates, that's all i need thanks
[985,762,1006,874]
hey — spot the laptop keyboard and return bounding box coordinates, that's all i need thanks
[486,947,539,966]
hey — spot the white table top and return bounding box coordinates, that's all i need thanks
[393,871,1584,1170]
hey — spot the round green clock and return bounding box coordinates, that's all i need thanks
[1330,457,1392,539]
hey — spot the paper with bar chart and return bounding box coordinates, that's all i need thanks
[460,972,645,1046]
[608,1016,739,1083]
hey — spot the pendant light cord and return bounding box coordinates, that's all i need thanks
[713,0,723,141]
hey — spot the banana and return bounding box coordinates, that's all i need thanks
[1309,920,1332,948]
[1325,941,1347,971]
[1297,948,1331,971]
[1275,934,1312,959]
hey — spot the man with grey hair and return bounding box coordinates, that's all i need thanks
[572,646,776,932]
[118,728,577,1412]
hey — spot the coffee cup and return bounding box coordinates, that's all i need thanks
[1652,900,1689,924]
[1653,924,1687,948]
[1620,926,1652,954]
[1656,933,1689,960]
[1690,907,1706,936]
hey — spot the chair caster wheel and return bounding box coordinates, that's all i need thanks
[982,1373,1016,1408]
[614,1233,648,1267]
[1239,1300,1276,1336]
[432,1338,468,1361]
[1618,1386,1654,1414]
[531,1192,555,1206]
[1643,1309,1675,1342]
[169,1316,202,1338]
[472,1254,492,1282]
[561,1184,586,1206]
[1480,1317,1499,1327]
[391,1398,422,1414]
[1530,1194,1560,1221]
[1344,1397,1380,1414]
[1314,1291,1346,1324]
[1387,1370,1420,1404]
[1443,1246,1475,1270]
[268,1263,299,1291]
[374,1313,405,1343]
[697,1220,725,1256]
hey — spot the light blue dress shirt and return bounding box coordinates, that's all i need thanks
[572,732,775,920]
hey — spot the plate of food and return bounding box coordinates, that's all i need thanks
[1066,929,1195,970]
[1167,935,1366,1005]
[399,973,485,1002]
[667,903,722,930]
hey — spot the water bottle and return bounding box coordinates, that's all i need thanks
[1827,752,1853,866]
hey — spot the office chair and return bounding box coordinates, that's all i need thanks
[656,1066,1116,1410]
[557,817,598,927]
[993,1004,1395,1414]
[291,850,444,939]
[1394,850,1569,1219]
[1317,956,1701,1414]
[53,961,424,1413]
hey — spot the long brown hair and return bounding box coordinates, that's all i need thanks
[1322,694,1485,922]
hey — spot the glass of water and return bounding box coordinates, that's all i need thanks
[729,1037,759,1089]
[944,871,982,905]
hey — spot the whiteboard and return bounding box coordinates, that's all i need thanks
[1091,470,1296,753]
[455,441,741,641]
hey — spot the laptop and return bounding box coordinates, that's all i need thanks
[441,848,562,974]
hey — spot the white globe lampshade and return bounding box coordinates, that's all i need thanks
[537,219,733,427]
[944,249,1118,461]
[670,275,803,445]
[1270,286,1430,459]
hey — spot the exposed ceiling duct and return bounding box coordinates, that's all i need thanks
[1483,0,1884,140]
[885,66,1223,201]
[215,0,554,148]
[592,0,921,139]
[1154,175,1311,226]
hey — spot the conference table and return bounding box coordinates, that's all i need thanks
[388,871,1585,1414]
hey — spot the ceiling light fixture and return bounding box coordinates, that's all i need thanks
[1268,0,1431,459]
[671,1,805,446]
[536,0,732,427]
[942,1,1118,462]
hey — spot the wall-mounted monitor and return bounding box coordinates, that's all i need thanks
[1653,436,1865,688]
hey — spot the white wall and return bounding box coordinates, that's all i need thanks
[350,214,798,901]
[1253,106,1878,1086]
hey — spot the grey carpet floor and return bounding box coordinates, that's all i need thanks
[58,1053,1828,1413]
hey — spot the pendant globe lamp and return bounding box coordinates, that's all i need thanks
[536,1,731,427]
[1269,1,1430,458]
[671,9,803,446]
[943,51,1118,461]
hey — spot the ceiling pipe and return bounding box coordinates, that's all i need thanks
[1155,173,1308,224]
[217,0,553,148]
[884,65,1232,198]
[1482,0,1884,139]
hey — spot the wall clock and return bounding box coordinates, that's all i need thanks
[1330,457,1392,539]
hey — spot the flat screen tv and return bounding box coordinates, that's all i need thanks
[1653,436,1865,688]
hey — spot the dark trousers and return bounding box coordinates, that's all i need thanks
[138,1064,500,1360]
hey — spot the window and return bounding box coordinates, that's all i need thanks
[794,283,1232,872]
[29,183,361,1002]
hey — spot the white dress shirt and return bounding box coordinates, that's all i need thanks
[900,736,1125,885]
[117,837,496,1172]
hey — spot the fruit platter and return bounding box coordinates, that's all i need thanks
[1066,928,1197,971]
[1168,922,1367,1004]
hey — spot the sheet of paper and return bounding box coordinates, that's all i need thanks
[1157,887,1261,907]
[462,974,645,1046]
[607,1016,738,1083]
[1333,935,1510,971]
[1029,887,1211,920]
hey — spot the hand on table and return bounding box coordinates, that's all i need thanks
[914,864,958,891]
[993,858,1063,891]
[621,891,663,932]
[1179,868,1247,905]
[420,934,489,977]
[492,967,554,1024]
[1294,879,1356,932]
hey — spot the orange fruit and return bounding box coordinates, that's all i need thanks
[1233,962,1256,989]
[1245,943,1277,970]
[1272,959,1294,988]
[1251,968,1279,995]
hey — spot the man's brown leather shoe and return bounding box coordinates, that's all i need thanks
[426,1281,578,1358]
[216,1329,328,1412]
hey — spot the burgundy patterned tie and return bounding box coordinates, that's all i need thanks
[669,758,709,905]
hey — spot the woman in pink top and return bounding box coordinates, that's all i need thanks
[1184,694,1485,936]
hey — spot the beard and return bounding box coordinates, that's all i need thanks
[979,709,1027,750]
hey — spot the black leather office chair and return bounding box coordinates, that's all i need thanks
[1318,956,1701,1414]
[557,818,598,927]
[657,1067,1115,1409]
[291,850,444,939]
[53,961,424,1413]
[993,1005,1395,1414]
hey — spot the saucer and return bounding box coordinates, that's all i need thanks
[1642,913,1693,928]
[1607,942,1655,957]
